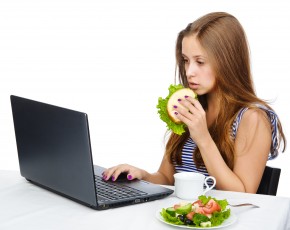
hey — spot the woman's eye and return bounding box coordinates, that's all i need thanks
[183,59,189,63]
[197,60,204,65]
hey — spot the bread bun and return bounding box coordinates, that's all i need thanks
[167,88,196,124]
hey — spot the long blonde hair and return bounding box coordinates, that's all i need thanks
[166,12,286,169]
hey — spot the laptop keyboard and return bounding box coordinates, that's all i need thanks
[95,176,148,201]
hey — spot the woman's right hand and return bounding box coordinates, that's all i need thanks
[102,164,147,182]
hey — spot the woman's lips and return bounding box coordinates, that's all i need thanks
[189,82,199,89]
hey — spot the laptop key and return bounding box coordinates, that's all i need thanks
[95,175,147,200]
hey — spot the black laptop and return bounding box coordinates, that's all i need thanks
[10,95,173,210]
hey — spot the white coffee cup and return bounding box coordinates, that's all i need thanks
[174,172,216,200]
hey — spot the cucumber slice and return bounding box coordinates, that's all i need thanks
[176,203,192,215]
[166,207,176,217]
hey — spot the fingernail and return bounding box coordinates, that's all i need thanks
[127,174,133,180]
[173,105,178,109]
[178,99,182,102]
[174,112,178,115]
[184,95,188,98]
[111,176,115,181]
[102,175,107,180]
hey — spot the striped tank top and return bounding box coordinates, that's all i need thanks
[174,105,280,187]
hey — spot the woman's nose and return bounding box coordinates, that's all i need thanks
[186,62,197,78]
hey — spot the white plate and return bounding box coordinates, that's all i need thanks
[156,209,237,229]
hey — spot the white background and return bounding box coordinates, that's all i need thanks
[0,0,289,197]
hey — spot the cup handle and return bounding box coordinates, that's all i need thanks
[203,176,216,194]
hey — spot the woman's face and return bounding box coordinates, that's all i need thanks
[182,35,216,96]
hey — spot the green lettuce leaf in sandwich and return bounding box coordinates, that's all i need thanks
[156,84,197,135]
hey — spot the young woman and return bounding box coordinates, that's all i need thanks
[103,12,286,193]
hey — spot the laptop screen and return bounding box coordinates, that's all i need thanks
[11,95,98,207]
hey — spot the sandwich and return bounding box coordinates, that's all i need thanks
[157,84,197,135]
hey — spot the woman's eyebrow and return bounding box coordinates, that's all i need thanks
[182,53,206,59]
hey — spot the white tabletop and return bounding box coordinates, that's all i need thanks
[0,170,289,230]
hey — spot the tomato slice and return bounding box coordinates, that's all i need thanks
[192,200,204,207]
[202,199,221,214]
[195,207,206,215]
[186,211,195,220]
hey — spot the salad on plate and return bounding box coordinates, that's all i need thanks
[160,195,231,228]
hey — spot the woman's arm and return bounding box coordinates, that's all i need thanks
[143,154,175,185]
[199,109,271,193]
[232,109,271,192]
[102,153,175,185]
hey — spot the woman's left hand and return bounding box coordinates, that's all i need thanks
[174,96,209,145]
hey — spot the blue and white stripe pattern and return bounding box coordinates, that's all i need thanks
[174,104,280,185]
[174,138,214,187]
